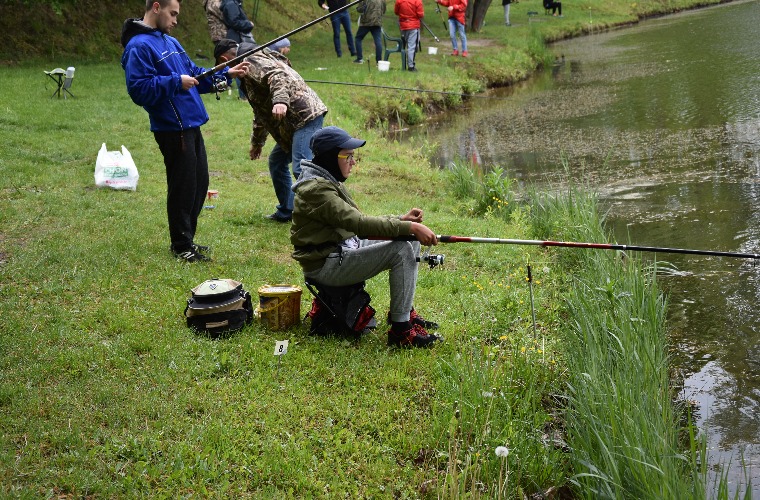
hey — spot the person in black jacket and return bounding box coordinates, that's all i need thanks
[221,0,255,98]
[221,0,254,43]
[543,0,562,17]
[318,0,356,58]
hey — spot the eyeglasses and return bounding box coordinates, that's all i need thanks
[337,153,359,163]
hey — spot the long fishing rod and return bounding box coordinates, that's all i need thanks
[304,79,509,99]
[421,20,440,42]
[198,0,362,79]
[378,235,760,260]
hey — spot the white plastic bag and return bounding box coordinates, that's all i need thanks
[94,143,139,191]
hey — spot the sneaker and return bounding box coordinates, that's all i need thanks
[265,212,292,223]
[410,309,439,329]
[451,49,459,56]
[387,309,439,329]
[353,58,364,64]
[461,51,469,57]
[173,248,211,263]
[192,243,211,254]
[407,66,418,72]
[387,323,441,348]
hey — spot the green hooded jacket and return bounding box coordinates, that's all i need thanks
[291,161,412,272]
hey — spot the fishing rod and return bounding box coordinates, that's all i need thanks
[304,79,510,99]
[435,3,448,31]
[376,235,760,261]
[198,0,362,79]
[421,20,440,42]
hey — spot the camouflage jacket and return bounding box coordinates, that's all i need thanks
[204,0,226,43]
[240,49,328,153]
[357,0,386,27]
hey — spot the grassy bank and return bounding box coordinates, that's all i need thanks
[1,64,569,497]
[0,0,739,497]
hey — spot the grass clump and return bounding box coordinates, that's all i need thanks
[529,189,709,498]
[444,160,516,218]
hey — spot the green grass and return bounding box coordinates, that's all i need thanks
[0,0,744,496]
[0,61,568,498]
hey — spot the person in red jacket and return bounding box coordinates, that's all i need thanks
[436,0,467,57]
[394,0,424,72]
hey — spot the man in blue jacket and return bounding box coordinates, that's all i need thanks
[121,0,250,263]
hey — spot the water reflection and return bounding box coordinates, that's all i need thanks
[408,0,760,494]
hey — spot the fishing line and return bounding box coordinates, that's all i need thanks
[304,79,511,100]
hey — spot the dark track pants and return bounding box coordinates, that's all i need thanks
[153,127,209,252]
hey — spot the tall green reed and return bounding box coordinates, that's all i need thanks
[530,189,709,499]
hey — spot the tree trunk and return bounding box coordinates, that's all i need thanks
[466,0,494,32]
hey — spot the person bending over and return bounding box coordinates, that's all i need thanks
[290,126,442,348]
[215,39,327,223]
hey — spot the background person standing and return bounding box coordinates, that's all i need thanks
[353,0,386,64]
[121,0,250,262]
[436,0,467,56]
[203,0,226,46]
[318,0,356,58]
[221,0,255,43]
[502,0,512,26]
[394,0,424,71]
[220,0,255,98]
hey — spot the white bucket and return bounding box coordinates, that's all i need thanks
[428,46,438,55]
[377,60,390,71]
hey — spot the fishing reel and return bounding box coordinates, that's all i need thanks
[212,75,229,100]
[417,250,445,269]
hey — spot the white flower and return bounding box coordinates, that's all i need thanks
[495,446,509,458]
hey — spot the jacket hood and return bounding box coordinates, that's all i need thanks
[293,160,341,191]
[121,18,156,48]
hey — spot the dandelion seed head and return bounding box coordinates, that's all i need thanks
[495,446,509,458]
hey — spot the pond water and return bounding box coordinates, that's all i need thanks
[412,0,760,494]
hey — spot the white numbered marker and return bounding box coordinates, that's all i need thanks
[274,340,289,356]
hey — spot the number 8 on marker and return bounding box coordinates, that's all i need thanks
[274,340,289,356]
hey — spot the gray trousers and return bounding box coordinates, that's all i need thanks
[400,29,419,69]
[304,239,421,322]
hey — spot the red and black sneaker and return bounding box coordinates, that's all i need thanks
[410,309,439,330]
[387,309,439,330]
[387,323,441,348]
